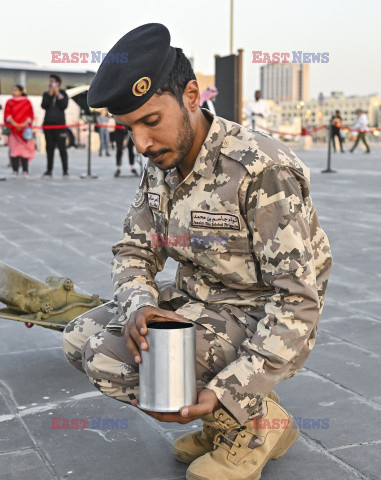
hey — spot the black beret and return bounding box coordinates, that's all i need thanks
[87,23,177,115]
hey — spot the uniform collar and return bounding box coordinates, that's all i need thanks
[165,108,227,189]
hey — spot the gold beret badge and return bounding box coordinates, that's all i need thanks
[132,77,151,96]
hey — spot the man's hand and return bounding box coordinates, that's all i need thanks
[121,306,186,363]
[131,388,221,424]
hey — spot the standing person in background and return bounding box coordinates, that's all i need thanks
[331,110,345,153]
[350,109,370,153]
[97,108,111,157]
[41,74,69,177]
[200,86,218,115]
[4,85,35,177]
[244,90,270,132]
[114,125,137,177]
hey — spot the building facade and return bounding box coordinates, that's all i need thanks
[0,59,95,95]
[260,63,310,102]
[264,92,381,141]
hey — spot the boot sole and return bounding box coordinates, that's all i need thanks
[186,416,299,480]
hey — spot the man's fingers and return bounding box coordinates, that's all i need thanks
[134,310,149,335]
[180,402,212,419]
[138,409,192,424]
[129,323,148,351]
[124,334,141,363]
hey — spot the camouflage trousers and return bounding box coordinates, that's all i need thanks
[62,281,263,417]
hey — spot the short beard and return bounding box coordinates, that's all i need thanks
[165,107,195,170]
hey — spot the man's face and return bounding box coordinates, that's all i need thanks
[49,77,60,88]
[255,91,261,100]
[114,92,195,170]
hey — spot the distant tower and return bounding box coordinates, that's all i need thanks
[260,63,310,102]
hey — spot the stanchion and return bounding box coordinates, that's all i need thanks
[80,121,98,179]
[322,124,336,174]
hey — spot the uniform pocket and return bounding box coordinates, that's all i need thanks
[189,227,251,254]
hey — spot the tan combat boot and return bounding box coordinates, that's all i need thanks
[186,396,299,480]
[172,391,280,464]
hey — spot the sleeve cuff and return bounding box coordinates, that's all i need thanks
[206,376,263,425]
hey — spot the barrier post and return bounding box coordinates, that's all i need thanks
[80,121,98,179]
[322,124,336,174]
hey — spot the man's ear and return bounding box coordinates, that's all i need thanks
[183,80,201,112]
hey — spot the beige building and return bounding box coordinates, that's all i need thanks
[260,63,310,102]
[242,92,381,142]
[270,92,381,140]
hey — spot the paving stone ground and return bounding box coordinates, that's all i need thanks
[0,142,380,480]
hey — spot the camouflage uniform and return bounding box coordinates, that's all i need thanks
[63,108,332,425]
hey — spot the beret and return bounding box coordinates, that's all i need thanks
[87,23,177,115]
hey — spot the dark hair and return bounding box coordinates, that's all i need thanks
[50,74,62,84]
[14,84,27,96]
[156,48,196,107]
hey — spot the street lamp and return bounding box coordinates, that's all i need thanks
[230,0,234,54]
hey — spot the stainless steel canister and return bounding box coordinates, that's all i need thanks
[138,320,197,412]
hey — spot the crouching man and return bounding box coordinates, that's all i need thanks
[62,23,332,480]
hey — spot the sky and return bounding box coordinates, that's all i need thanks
[1,0,380,100]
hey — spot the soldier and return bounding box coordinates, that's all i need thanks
[62,23,332,480]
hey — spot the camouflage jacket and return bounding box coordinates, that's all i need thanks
[110,109,332,423]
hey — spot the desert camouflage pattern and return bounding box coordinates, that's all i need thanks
[63,108,332,425]
[62,291,252,408]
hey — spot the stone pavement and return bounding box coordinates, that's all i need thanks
[0,143,380,480]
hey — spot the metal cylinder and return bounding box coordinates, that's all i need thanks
[138,320,197,412]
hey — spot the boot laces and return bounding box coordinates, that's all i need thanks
[210,412,240,431]
[213,426,247,455]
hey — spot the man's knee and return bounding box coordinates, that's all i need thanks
[62,315,89,373]
[81,331,138,400]
[62,302,117,360]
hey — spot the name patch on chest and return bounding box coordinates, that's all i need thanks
[148,192,160,210]
[191,211,241,230]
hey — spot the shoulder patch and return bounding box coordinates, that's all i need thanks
[132,165,148,208]
[133,189,145,208]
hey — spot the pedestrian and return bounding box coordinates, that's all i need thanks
[200,86,218,115]
[114,125,137,177]
[41,74,69,177]
[244,90,270,132]
[63,23,332,480]
[97,108,111,156]
[4,84,35,177]
[350,109,370,153]
[331,110,345,153]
